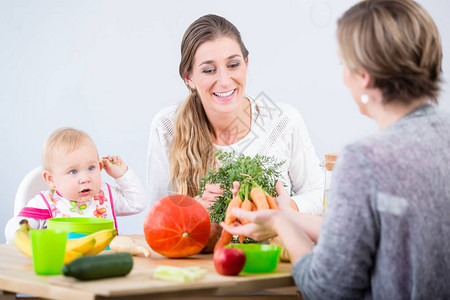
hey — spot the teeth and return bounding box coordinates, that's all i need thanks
[214,89,235,97]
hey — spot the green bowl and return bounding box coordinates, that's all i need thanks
[47,217,113,236]
[226,244,281,273]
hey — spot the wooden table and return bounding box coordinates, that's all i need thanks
[0,236,297,300]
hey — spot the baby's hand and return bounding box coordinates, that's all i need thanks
[102,155,128,179]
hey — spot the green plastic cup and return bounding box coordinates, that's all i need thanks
[30,229,67,275]
[226,244,281,273]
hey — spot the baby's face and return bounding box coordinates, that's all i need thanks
[48,140,102,203]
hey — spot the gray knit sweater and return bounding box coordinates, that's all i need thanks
[293,104,450,299]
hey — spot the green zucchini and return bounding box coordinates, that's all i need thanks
[62,253,133,281]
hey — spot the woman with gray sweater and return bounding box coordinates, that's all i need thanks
[222,0,450,298]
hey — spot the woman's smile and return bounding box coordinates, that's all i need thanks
[213,89,236,102]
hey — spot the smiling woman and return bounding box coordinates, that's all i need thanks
[185,36,249,145]
[146,14,324,216]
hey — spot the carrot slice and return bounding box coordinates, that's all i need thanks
[214,230,233,252]
[266,195,279,210]
[250,187,269,210]
[224,196,243,225]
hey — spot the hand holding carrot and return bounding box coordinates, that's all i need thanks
[220,208,280,241]
[215,180,288,248]
[220,180,292,242]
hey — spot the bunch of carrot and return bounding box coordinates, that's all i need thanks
[214,181,278,252]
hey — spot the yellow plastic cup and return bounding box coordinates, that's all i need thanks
[30,229,67,275]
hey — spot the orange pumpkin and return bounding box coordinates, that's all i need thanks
[144,194,211,258]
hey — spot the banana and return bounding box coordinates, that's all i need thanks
[64,249,83,264]
[84,229,117,255]
[13,220,33,258]
[66,236,96,254]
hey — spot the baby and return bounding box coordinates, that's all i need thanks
[5,127,146,243]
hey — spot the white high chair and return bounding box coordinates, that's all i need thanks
[14,167,48,215]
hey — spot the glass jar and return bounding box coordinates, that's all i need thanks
[320,153,338,213]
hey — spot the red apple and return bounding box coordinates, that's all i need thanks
[213,247,246,276]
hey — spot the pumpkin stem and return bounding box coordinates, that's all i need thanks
[182,232,189,238]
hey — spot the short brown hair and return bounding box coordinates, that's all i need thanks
[42,127,97,171]
[337,0,442,104]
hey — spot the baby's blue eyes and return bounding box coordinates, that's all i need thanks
[69,166,95,175]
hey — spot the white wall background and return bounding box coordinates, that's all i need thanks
[1,0,449,243]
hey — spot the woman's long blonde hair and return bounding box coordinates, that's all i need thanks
[170,14,249,197]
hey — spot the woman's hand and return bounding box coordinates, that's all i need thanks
[223,181,316,262]
[102,155,128,179]
[220,180,292,241]
[274,180,295,213]
[198,183,222,210]
[199,181,240,210]
[221,208,280,241]
[231,181,240,198]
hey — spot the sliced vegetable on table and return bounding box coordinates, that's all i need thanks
[153,265,207,282]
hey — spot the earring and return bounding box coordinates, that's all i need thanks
[361,94,369,104]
